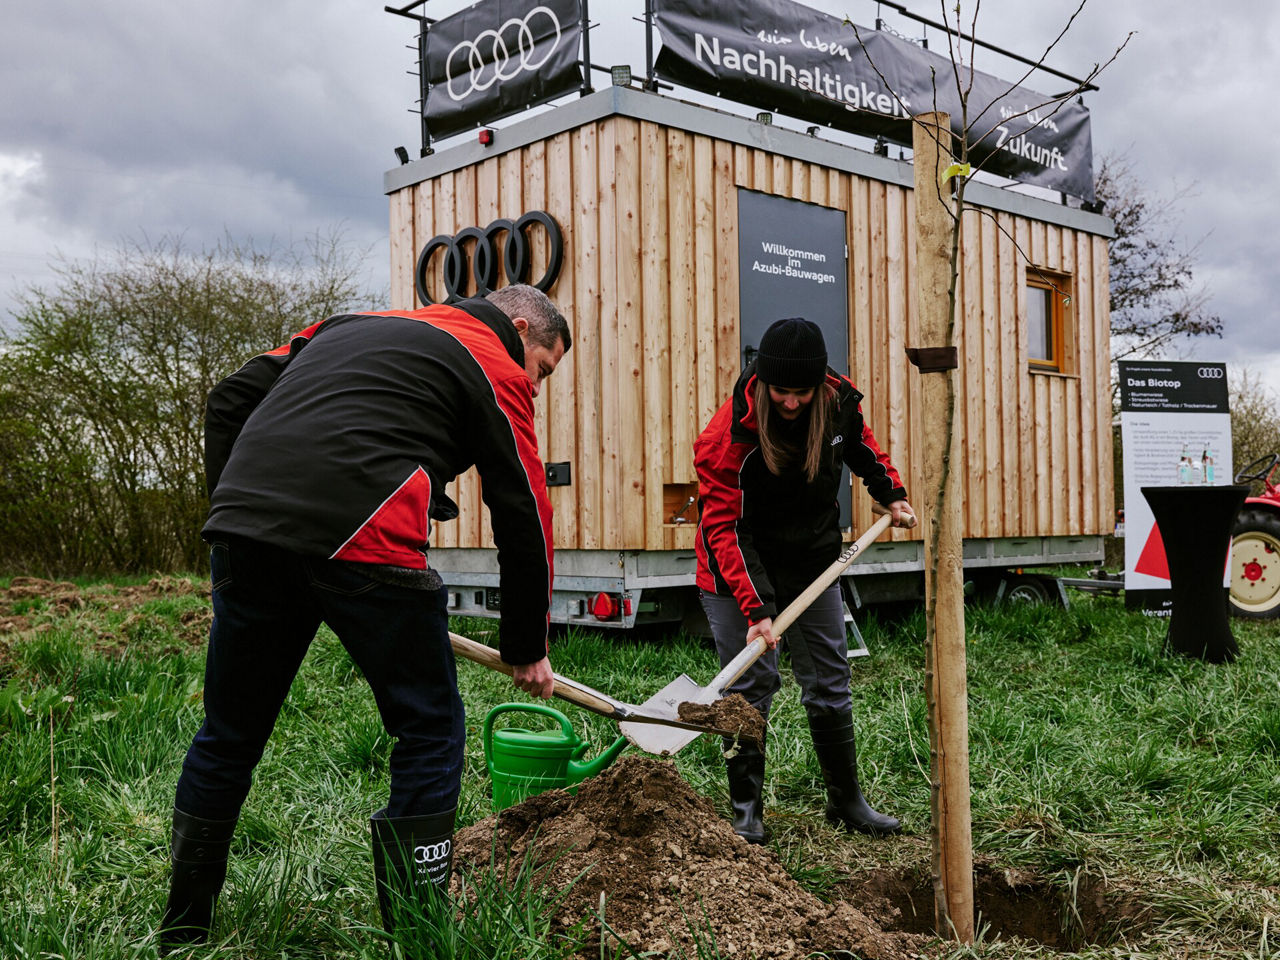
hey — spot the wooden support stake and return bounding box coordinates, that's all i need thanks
[911,111,974,943]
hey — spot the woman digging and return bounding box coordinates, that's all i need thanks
[693,317,915,843]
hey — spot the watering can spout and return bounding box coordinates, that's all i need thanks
[566,734,629,787]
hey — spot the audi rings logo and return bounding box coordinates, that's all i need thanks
[446,6,562,102]
[415,210,564,305]
[1197,367,1224,379]
[414,839,452,866]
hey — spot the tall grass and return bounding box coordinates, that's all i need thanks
[0,578,1277,957]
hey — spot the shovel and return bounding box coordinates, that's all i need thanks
[619,511,899,755]
[449,631,743,754]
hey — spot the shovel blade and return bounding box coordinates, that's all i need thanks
[637,673,704,717]
[618,673,714,756]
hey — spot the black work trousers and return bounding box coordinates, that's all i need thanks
[173,535,463,821]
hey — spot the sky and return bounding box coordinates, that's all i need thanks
[2,0,1278,391]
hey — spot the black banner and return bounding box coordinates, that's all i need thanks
[737,188,852,526]
[1119,361,1230,414]
[424,0,583,140]
[654,0,1094,200]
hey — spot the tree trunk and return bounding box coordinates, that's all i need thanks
[912,111,974,944]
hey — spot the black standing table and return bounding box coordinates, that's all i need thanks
[1140,484,1249,663]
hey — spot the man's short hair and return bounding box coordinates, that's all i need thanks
[486,284,571,352]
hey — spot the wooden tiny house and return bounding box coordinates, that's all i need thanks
[384,87,1114,626]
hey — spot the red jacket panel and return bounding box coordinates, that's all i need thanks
[695,366,906,622]
[203,299,553,664]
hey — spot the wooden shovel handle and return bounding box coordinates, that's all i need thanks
[448,632,618,717]
[709,512,897,695]
[774,513,895,634]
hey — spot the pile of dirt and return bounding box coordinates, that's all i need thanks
[453,755,929,959]
[677,693,766,745]
[0,576,209,629]
[0,577,212,662]
[0,577,86,634]
[112,575,206,604]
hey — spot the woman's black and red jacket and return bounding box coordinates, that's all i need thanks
[203,298,553,665]
[694,365,907,624]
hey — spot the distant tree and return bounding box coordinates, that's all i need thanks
[1098,152,1222,363]
[0,231,378,575]
[1229,369,1280,486]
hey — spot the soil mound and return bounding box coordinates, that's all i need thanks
[0,577,212,664]
[453,754,927,959]
[0,577,85,634]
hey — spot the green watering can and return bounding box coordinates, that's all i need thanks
[482,703,629,812]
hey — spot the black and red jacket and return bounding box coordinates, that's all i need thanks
[694,364,907,623]
[203,298,553,665]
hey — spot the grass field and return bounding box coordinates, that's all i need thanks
[0,573,1277,958]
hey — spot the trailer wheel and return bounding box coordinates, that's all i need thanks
[1002,574,1054,606]
[1230,508,1280,619]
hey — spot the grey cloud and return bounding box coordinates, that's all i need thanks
[2,0,1278,373]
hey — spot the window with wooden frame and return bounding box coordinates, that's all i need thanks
[1025,268,1075,374]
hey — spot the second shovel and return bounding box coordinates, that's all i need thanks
[620,512,898,755]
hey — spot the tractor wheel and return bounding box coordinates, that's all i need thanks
[1230,508,1280,619]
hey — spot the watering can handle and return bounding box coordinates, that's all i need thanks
[482,703,576,780]
[708,513,896,695]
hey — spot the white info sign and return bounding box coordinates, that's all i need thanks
[1118,360,1232,613]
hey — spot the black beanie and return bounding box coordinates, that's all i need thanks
[755,317,828,387]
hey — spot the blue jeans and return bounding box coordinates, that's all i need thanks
[174,535,462,821]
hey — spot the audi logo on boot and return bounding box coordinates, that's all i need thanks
[413,839,452,866]
[413,839,452,885]
[415,211,564,305]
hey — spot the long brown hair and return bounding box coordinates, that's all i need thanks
[752,378,836,482]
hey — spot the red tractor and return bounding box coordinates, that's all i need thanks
[1230,454,1280,619]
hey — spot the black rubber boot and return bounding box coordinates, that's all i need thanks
[369,806,456,934]
[724,737,767,845]
[159,808,237,951]
[807,709,901,836]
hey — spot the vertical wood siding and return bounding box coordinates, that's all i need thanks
[386,116,1114,551]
